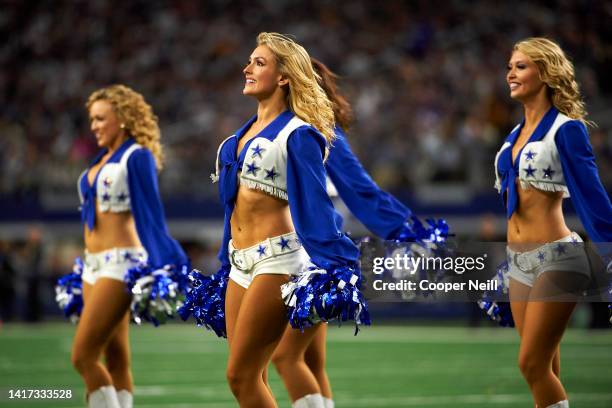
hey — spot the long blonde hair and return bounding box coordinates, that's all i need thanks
[86,84,165,170]
[514,37,593,126]
[256,32,336,144]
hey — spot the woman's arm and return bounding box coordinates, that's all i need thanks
[127,148,187,268]
[326,128,411,239]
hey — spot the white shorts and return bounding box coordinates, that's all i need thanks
[228,232,310,289]
[507,232,590,288]
[82,247,148,285]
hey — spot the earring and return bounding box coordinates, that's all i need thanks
[120,123,126,129]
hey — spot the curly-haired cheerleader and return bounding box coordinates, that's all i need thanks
[71,85,187,408]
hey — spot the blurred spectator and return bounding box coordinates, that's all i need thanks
[0,240,17,322]
[23,227,44,322]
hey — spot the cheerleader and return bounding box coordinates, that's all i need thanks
[271,58,414,408]
[70,85,188,408]
[496,38,612,407]
[210,32,366,408]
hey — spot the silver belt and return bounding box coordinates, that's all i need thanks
[229,232,301,272]
[84,247,147,270]
[508,232,582,273]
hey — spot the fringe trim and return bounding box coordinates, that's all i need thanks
[519,180,568,196]
[240,178,288,201]
[210,173,219,183]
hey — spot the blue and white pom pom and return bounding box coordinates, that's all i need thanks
[395,215,450,246]
[385,216,451,289]
[281,263,370,334]
[55,257,84,323]
[124,262,190,327]
[477,260,514,327]
[178,265,230,338]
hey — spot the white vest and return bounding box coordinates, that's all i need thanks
[494,112,571,197]
[78,143,142,212]
[212,117,310,201]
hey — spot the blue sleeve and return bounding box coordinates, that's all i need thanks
[326,128,412,239]
[556,121,612,243]
[127,148,188,268]
[286,127,360,267]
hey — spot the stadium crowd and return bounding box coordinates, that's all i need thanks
[2,0,612,202]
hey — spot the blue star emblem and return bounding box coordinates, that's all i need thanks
[542,166,555,179]
[104,253,112,262]
[571,235,579,246]
[123,252,133,261]
[103,177,112,187]
[102,192,111,201]
[523,164,536,178]
[537,251,546,263]
[245,162,260,176]
[251,144,265,159]
[264,167,279,182]
[257,245,267,258]
[525,150,537,161]
[555,243,566,256]
[117,192,127,201]
[277,237,291,251]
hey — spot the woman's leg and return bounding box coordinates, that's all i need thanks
[271,323,323,402]
[304,324,331,399]
[104,312,132,408]
[511,279,561,382]
[518,271,577,407]
[225,274,289,408]
[72,279,131,392]
[104,312,132,391]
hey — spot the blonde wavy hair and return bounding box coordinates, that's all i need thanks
[257,32,336,145]
[514,37,593,126]
[86,84,165,170]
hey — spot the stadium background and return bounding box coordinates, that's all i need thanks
[1,1,611,407]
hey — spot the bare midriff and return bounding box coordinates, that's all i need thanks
[84,206,141,253]
[507,181,571,251]
[230,186,293,249]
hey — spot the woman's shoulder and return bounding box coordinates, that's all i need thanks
[126,145,155,169]
[555,118,589,147]
[288,123,326,151]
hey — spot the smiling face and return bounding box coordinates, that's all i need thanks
[506,50,547,102]
[243,45,286,99]
[88,100,126,149]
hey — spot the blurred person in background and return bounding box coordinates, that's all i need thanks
[271,58,415,408]
[23,226,43,322]
[496,38,612,408]
[0,240,16,323]
[71,85,187,408]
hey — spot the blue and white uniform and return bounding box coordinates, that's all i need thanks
[77,138,187,284]
[213,111,359,281]
[56,138,188,324]
[184,110,367,333]
[494,106,612,286]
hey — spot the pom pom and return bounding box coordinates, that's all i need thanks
[178,265,230,338]
[281,263,370,335]
[395,215,450,245]
[125,262,190,327]
[55,257,84,323]
[385,216,452,286]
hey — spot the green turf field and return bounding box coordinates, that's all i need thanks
[0,323,610,407]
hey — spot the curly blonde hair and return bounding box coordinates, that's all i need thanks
[257,32,336,146]
[86,84,165,170]
[514,37,593,126]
